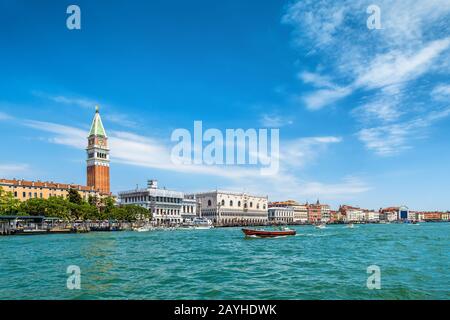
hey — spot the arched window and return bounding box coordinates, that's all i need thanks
[263,204,266,209]
[250,202,253,208]
[257,204,260,209]
[208,200,212,207]
[221,199,225,206]
[238,201,241,207]
[244,203,248,209]
[230,200,233,206]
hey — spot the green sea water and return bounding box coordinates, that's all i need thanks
[0,223,449,300]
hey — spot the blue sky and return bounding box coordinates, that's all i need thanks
[1,0,450,210]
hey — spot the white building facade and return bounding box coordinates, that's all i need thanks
[345,207,365,222]
[181,194,198,223]
[320,204,331,223]
[365,210,380,222]
[293,204,308,223]
[118,180,197,225]
[269,201,308,223]
[268,207,294,224]
[196,191,268,225]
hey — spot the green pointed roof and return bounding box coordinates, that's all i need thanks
[89,106,107,137]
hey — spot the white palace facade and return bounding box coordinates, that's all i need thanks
[195,190,268,225]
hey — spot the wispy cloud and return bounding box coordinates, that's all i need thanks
[303,86,352,110]
[32,91,97,109]
[18,117,367,200]
[33,91,141,129]
[0,164,30,176]
[431,84,450,101]
[357,107,450,156]
[104,113,139,128]
[22,119,259,179]
[354,37,450,91]
[282,136,342,168]
[259,113,293,127]
[0,112,13,121]
[283,0,450,156]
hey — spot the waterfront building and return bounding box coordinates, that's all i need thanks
[305,200,331,223]
[379,208,398,222]
[418,211,443,221]
[340,205,365,222]
[195,191,268,225]
[380,206,410,221]
[181,194,198,223]
[320,202,331,223]
[269,200,308,223]
[409,211,419,221]
[329,210,341,223]
[441,212,449,221]
[118,180,195,225]
[364,210,380,222]
[307,200,322,223]
[268,207,294,224]
[86,106,110,195]
[0,178,101,201]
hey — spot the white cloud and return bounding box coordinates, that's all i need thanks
[104,113,138,128]
[0,112,12,121]
[299,71,336,88]
[284,0,450,156]
[22,119,261,180]
[0,164,30,176]
[24,120,87,149]
[18,117,368,200]
[33,91,97,109]
[259,113,293,127]
[303,86,352,110]
[355,38,450,91]
[357,107,450,156]
[352,96,403,123]
[281,136,342,168]
[431,84,450,101]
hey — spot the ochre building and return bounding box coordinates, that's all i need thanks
[0,179,101,201]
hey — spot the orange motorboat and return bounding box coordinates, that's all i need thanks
[242,228,296,238]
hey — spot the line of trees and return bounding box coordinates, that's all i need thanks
[0,187,151,222]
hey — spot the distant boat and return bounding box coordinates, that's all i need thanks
[315,223,326,229]
[133,225,152,232]
[191,217,213,230]
[242,227,296,238]
[347,223,354,228]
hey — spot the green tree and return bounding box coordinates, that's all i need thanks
[20,198,48,216]
[124,205,152,222]
[109,207,128,221]
[46,196,71,220]
[0,187,20,215]
[88,195,99,207]
[98,196,116,220]
[101,196,115,211]
[68,188,83,205]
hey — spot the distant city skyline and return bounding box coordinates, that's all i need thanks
[1,0,450,210]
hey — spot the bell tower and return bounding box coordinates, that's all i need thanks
[86,106,110,194]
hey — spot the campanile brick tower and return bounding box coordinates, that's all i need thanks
[86,106,110,194]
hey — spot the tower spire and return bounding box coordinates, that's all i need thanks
[86,106,110,194]
[89,105,107,137]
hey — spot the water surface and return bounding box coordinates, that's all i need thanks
[1,223,449,299]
